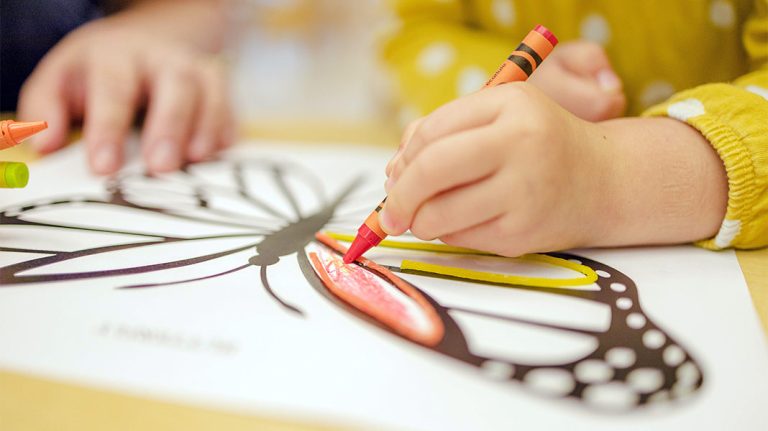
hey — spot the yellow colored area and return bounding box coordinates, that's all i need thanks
[324,231,598,288]
[0,369,356,431]
[401,254,597,288]
[324,231,494,255]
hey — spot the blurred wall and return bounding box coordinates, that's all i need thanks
[230,0,397,131]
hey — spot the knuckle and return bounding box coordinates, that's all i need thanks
[409,221,434,241]
[497,81,529,101]
[410,158,437,186]
[512,111,547,142]
[406,122,431,152]
[411,206,442,240]
[167,54,200,83]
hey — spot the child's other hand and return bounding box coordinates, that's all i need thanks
[380,83,607,256]
[528,41,626,122]
[17,1,232,175]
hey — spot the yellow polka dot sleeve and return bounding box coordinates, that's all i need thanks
[382,0,519,116]
[644,0,768,250]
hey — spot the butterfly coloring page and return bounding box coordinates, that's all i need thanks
[0,142,766,431]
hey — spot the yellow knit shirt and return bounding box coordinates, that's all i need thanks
[382,0,768,250]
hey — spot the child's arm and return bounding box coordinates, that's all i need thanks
[17,0,232,175]
[382,0,768,252]
[378,83,729,255]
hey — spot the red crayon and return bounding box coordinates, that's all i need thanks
[343,25,559,264]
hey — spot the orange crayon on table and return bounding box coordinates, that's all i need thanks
[1,120,48,151]
[343,25,559,264]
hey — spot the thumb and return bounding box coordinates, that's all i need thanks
[541,69,626,121]
[556,41,622,92]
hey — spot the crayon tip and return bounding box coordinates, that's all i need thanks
[0,162,30,188]
[8,121,48,144]
[344,234,374,264]
[1,120,48,150]
[534,24,559,46]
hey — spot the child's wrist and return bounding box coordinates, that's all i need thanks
[573,121,627,247]
[589,117,727,247]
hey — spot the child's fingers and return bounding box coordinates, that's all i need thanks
[440,215,529,258]
[386,118,422,176]
[409,174,507,241]
[379,127,501,236]
[542,69,626,122]
[141,66,200,173]
[17,66,72,154]
[187,61,228,162]
[556,41,613,78]
[394,88,511,175]
[558,42,623,95]
[218,113,236,149]
[83,58,140,174]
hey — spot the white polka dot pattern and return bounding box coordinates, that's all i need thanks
[746,85,768,101]
[667,98,706,121]
[417,42,456,76]
[580,14,611,45]
[714,218,741,248]
[492,0,516,27]
[456,66,488,96]
[710,0,736,29]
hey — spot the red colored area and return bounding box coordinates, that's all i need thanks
[312,232,444,347]
[342,223,382,263]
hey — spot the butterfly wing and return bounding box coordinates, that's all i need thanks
[301,235,703,410]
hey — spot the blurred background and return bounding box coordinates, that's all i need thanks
[229,0,401,144]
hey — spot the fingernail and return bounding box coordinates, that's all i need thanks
[92,147,118,174]
[596,69,621,92]
[379,209,399,235]
[150,140,180,172]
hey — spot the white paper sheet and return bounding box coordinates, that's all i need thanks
[1,142,766,431]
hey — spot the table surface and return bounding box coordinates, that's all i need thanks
[1,123,765,431]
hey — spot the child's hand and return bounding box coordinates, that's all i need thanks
[17,0,232,175]
[528,41,626,122]
[380,83,728,256]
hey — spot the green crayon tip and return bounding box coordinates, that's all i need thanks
[0,162,30,188]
